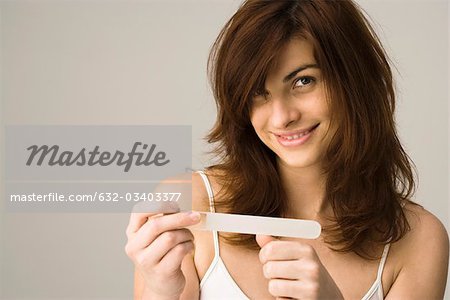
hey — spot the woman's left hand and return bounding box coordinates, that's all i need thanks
[256,234,344,300]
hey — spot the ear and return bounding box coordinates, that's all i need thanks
[255,234,278,248]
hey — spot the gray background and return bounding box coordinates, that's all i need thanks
[0,0,448,299]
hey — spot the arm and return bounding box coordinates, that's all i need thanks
[133,172,210,299]
[386,208,449,299]
[134,268,145,300]
[180,252,200,300]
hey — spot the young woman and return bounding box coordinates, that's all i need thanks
[126,0,449,299]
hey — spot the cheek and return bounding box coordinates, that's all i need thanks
[249,108,265,133]
[249,110,272,147]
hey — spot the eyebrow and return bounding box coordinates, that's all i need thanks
[282,64,319,83]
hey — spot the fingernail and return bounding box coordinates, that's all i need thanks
[188,211,201,221]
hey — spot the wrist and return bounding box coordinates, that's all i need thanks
[142,285,180,300]
[153,295,179,300]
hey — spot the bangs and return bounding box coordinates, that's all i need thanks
[235,24,293,114]
[207,1,300,122]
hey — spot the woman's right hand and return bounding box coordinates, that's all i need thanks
[125,209,202,299]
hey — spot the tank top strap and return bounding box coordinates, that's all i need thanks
[196,170,216,213]
[374,201,402,281]
[376,243,391,281]
[373,199,402,282]
[196,170,220,256]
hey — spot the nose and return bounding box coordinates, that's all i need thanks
[270,96,300,129]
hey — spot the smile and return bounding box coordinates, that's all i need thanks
[274,123,320,147]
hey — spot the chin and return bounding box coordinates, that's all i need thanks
[277,154,321,169]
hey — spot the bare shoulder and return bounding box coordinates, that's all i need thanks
[191,168,225,212]
[400,202,449,251]
[386,201,449,299]
[191,171,211,212]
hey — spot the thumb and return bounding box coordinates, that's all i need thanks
[255,234,278,248]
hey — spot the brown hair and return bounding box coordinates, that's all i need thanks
[205,0,418,259]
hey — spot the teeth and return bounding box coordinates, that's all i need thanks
[284,130,309,140]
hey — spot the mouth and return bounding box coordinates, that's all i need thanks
[274,123,320,147]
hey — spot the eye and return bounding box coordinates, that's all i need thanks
[251,89,270,105]
[253,89,269,97]
[293,76,315,88]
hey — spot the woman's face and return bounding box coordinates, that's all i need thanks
[249,37,332,170]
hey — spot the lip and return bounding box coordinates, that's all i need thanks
[274,124,320,138]
[274,123,320,147]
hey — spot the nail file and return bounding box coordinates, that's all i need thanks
[187,212,321,239]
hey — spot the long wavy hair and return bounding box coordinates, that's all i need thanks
[205,0,418,259]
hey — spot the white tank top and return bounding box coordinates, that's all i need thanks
[196,170,391,300]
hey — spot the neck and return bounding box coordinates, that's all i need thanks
[277,159,332,221]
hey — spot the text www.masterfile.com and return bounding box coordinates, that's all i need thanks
[9,192,182,202]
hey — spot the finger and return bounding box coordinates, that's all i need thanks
[157,240,195,273]
[259,241,316,264]
[126,201,180,236]
[263,260,319,280]
[143,228,195,265]
[126,212,157,238]
[256,234,278,248]
[132,211,200,249]
[268,279,302,299]
[132,194,181,214]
